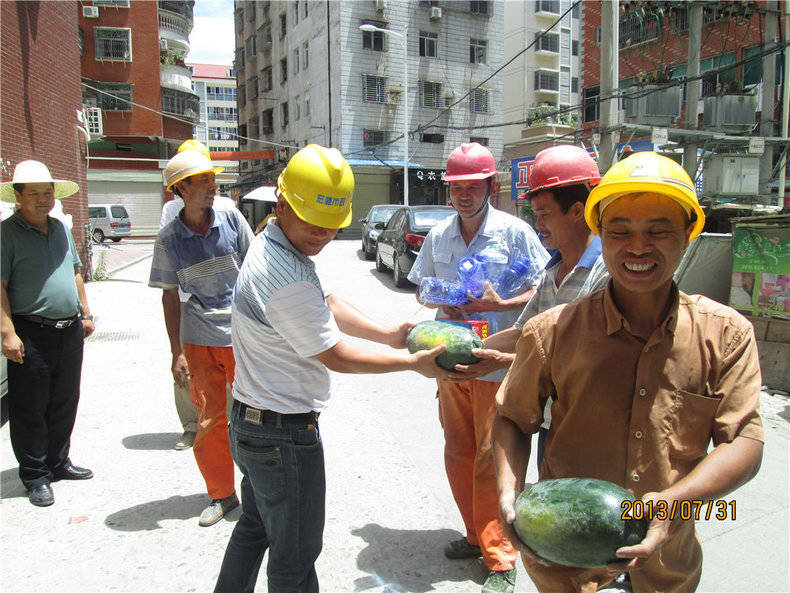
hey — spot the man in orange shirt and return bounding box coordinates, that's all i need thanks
[493,152,763,593]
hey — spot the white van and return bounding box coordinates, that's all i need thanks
[88,204,131,242]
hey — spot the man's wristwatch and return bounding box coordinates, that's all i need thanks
[81,313,94,321]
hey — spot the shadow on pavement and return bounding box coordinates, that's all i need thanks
[0,467,25,499]
[351,523,486,593]
[121,432,183,451]
[104,493,239,531]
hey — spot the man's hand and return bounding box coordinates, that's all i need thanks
[410,345,450,379]
[609,491,671,574]
[386,321,415,349]
[81,318,95,338]
[498,486,552,564]
[2,332,24,364]
[440,305,465,319]
[449,347,514,381]
[461,282,505,314]
[172,352,190,388]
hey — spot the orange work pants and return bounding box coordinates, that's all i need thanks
[182,343,236,501]
[437,379,518,571]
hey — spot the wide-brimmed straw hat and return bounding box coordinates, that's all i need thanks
[0,160,79,203]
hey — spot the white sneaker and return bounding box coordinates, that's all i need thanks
[174,431,196,450]
[198,493,239,527]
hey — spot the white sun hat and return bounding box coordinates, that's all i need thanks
[0,160,80,203]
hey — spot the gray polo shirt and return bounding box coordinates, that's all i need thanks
[1,213,82,319]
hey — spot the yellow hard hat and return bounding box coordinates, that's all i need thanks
[277,144,354,229]
[585,152,705,241]
[164,149,224,190]
[177,139,211,159]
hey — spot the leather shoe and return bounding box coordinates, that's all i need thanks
[52,462,94,481]
[28,483,54,507]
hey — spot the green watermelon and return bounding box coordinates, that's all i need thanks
[513,478,648,568]
[406,320,483,371]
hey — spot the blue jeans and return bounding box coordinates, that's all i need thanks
[215,401,325,593]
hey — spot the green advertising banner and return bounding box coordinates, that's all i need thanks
[731,225,790,318]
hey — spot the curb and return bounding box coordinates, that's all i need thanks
[107,253,153,277]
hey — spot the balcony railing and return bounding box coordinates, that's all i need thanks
[161,63,192,92]
[162,87,200,123]
[158,0,193,22]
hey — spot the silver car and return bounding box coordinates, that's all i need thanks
[89,204,131,243]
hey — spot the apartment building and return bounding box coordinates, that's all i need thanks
[188,62,240,195]
[79,0,198,235]
[234,0,504,231]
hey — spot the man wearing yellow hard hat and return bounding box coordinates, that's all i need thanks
[214,145,450,592]
[493,152,764,593]
[149,146,254,527]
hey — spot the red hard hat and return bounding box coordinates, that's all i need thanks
[521,145,601,198]
[442,142,498,182]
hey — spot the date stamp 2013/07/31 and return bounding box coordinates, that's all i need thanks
[620,499,737,521]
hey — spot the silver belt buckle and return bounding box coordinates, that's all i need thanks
[55,319,70,329]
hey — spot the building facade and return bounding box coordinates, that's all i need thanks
[79,0,198,236]
[1,1,89,262]
[234,0,505,232]
[188,62,240,195]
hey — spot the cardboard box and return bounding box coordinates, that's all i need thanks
[443,319,489,339]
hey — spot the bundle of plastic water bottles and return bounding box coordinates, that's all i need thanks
[419,242,542,306]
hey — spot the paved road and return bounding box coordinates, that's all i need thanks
[1,238,788,593]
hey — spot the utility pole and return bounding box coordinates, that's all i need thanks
[683,2,703,179]
[760,1,778,200]
[780,1,790,208]
[598,0,619,173]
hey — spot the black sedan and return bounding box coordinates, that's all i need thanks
[359,204,401,260]
[375,205,456,287]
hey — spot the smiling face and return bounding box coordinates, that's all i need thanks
[600,193,692,298]
[15,182,55,224]
[276,195,337,256]
[530,190,584,251]
[448,179,489,219]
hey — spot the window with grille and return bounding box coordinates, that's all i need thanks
[420,133,444,143]
[535,32,559,53]
[470,1,490,15]
[469,88,489,114]
[94,28,131,60]
[209,126,235,140]
[303,1,308,18]
[420,81,442,108]
[280,57,288,83]
[572,40,579,56]
[279,13,286,39]
[363,75,387,103]
[304,94,310,117]
[293,48,300,74]
[208,106,238,121]
[363,27,384,51]
[470,136,488,146]
[535,70,559,91]
[470,39,487,64]
[583,86,599,122]
[535,0,558,14]
[619,11,661,48]
[247,77,258,100]
[293,1,299,24]
[295,95,301,120]
[97,82,131,111]
[246,35,257,57]
[419,31,438,57]
[363,129,386,147]
[262,109,274,133]
[281,102,289,127]
[303,42,309,69]
[262,66,273,91]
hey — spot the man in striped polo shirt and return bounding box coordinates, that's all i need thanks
[149,149,253,527]
[214,145,449,593]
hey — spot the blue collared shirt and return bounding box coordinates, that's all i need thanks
[149,207,253,346]
[408,205,550,382]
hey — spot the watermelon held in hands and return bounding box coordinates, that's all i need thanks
[513,478,649,568]
[406,320,483,371]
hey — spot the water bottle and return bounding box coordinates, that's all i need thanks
[419,277,468,306]
[494,258,538,299]
[457,257,486,298]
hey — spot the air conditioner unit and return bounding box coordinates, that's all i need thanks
[82,5,99,18]
[375,0,387,12]
[85,107,103,136]
[430,6,442,20]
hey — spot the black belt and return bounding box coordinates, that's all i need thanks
[237,401,319,426]
[16,314,79,329]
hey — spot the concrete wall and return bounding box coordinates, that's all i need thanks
[749,316,790,392]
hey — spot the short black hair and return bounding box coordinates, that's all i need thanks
[531,183,590,214]
[13,182,54,194]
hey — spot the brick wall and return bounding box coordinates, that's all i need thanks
[1,1,89,266]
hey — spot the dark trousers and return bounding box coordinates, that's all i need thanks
[8,316,84,489]
[215,401,325,593]
[536,426,549,473]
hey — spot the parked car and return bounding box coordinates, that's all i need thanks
[359,204,401,260]
[88,204,131,243]
[375,205,455,287]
